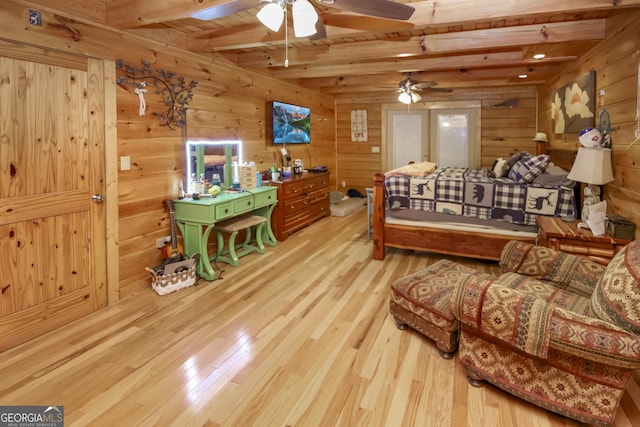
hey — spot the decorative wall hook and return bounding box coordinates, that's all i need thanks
[540,25,549,40]
[116,59,197,129]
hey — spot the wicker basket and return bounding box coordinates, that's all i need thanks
[146,254,200,295]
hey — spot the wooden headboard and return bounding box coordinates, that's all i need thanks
[548,148,577,172]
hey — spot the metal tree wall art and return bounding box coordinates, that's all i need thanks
[116,59,197,129]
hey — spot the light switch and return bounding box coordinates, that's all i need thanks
[371,146,380,153]
[120,156,131,171]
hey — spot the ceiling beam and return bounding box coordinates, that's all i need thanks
[295,64,563,93]
[184,0,638,51]
[106,0,255,28]
[408,0,640,26]
[231,20,605,69]
[268,51,578,80]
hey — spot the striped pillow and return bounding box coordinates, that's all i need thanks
[508,154,550,183]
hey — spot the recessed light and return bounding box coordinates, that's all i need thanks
[519,74,528,79]
[533,53,546,59]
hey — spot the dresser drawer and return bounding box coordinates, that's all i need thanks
[283,181,307,199]
[308,200,329,219]
[308,188,329,205]
[284,209,310,230]
[283,197,310,217]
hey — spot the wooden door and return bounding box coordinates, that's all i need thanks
[0,43,107,351]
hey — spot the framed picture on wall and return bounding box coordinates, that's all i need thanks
[551,70,595,134]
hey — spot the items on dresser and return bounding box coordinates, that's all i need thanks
[271,171,330,241]
[607,214,636,240]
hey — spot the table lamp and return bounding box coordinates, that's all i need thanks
[567,147,614,228]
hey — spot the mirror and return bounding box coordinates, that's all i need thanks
[185,139,243,192]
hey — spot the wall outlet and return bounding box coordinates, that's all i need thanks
[156,236,171,248]
[341,180,346,187]
[120,156,131,171]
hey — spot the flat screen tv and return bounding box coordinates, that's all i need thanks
[272,101,311,144]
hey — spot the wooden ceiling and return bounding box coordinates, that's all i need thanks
[104,0,640,101]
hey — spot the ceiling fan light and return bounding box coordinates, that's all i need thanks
[292,0,318,37]
[257,3,285,32]
[398,92,412,104]
[411,92,422,103]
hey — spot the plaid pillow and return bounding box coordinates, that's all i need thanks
[508,154,550,183]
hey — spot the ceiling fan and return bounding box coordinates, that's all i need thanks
[397,72,453,104]
[192,0,416,39]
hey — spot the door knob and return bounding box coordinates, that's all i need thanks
[92,194,105,202]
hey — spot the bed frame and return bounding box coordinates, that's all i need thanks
[372,147,578,261]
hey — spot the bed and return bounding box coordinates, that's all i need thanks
[372,148,578,261]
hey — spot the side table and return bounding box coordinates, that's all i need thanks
[536,216,631,266]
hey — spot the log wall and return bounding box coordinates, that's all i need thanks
[538,10,640,238]
[1,1,335,299]
[335,87,539,194]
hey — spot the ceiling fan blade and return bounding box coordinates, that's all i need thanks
[411,81,438,90]
[192,0,259,20]
[321,13,414,31]
[309,17,327,40]
[426,87,454,93]
[325,0,415,21]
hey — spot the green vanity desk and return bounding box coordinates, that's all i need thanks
[173,186,278,280]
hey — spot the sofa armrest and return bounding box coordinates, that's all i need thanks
[549,307,640,369]
[499,241,606,297]
[451,271,640,369]
[451,273,553,358]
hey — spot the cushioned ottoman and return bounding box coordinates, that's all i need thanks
[390,260,493,359]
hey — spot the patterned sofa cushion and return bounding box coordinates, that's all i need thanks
[590,241,640,334]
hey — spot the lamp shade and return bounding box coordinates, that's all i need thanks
[257,2,284,32]
[292,0,318,37]
[567,147,614,185]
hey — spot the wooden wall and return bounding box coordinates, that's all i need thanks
[335,86,538,195]
[537,9,640,238]
[2,0,336,300]
[115,48,335,297]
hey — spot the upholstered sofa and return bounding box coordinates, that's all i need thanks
[450,240,640,426]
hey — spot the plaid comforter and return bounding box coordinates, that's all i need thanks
[385,167,576,226]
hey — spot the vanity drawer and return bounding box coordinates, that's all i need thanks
[254,190,277,207]
[215,202,234,220]
[233,196,255,213]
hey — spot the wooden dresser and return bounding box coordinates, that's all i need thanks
[271,171,330,241]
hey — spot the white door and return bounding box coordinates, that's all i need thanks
[429,109,479,168]
[386,110,429,168]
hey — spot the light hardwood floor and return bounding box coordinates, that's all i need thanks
[1,205,639,426]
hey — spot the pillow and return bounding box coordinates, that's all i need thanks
[531,163,575,186]
[589,241,640,334]
[489,158,509,178]
[329,191,345,204]
[506,152,528,169]
[508,154,550,183]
